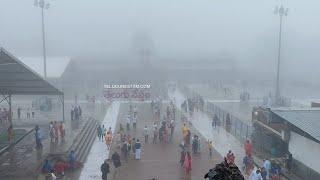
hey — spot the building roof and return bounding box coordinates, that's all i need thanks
[19,56,70,78]
[272,109,320,142]
[0,47,63,95]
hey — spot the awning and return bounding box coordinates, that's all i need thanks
[0,47,63,95]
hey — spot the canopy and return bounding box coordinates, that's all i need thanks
[0,47,63,95]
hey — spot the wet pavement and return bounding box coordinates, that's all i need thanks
[79,102,120,180]
[0,101,106,179]
[107,102,221,180]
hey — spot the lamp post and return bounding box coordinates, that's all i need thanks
[274,5,288,105]
[34,0,50,79]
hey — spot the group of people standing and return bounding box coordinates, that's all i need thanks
[71,105,82,121]
[97,125,113,150]
[0,108,10,124]
[181,95,205,117]
[49,121,66,143]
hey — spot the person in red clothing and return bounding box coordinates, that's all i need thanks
[54,160,69,176]
[244,139,253,156]
[183,151,192,176]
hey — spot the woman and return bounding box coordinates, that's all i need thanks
[105,132,112,150]
[185,130,191,146]
[59,121,65,138]
[180,150,186,167]
[183,152,192,175]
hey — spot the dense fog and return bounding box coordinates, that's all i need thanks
[0,0,320,84]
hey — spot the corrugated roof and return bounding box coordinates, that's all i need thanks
[272,109,320,142]
[0,47,63,95]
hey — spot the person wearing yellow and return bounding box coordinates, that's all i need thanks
[182,123,189,138]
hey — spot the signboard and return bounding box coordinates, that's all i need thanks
[103,84,151,101]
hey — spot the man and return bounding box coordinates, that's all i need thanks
[153,127,158,144]
[68,150,76,168]
[263,158,271,178]
[132,116,137,130]
[101,159,110,180]
[111,151,121,179]
[170,120,175,142]
[249,168,263,180]
[135,139,142,160]
[244,139,253,156]
[126,115,131,131]
[35,125,43,149]
[144,125,149,143]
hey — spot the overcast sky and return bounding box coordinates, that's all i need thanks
[0,0,320,81]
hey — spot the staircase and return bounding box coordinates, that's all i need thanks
[68,118,98,163]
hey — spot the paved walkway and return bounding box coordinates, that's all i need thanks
[171,89,303,180]
[104,102,221,180]
[169,89,248,175]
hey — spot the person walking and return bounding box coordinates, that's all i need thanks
[59,121,65,139]
[126,115,131,131]
[144,125,149,143]
[249,168,263,180]
[208,140,213,159]
[245,139,253,156]
[102,125,106,140]
[263,158,271,179]
[131,138,136,154]
[121,141,128,161]
[101,159,110,180]
[153,127,158,144]
[35,125,43,149]
[169,120,175,143]
[97,125,102,141]
[183,152,192,176]
[111,151,121,179]
[132,116,137,130]
[135,139,142,160]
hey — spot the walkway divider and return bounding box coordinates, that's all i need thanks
[168,89,246,168]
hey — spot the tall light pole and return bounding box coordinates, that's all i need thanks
[274,5,288,105]
[34,0,50,79]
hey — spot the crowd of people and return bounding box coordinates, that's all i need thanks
[181,95,205,117]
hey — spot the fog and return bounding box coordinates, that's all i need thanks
[1,0,320,83]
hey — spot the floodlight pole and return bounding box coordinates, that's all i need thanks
[35,0,49,79]
[41,6,47,79]
[274,5,288,106]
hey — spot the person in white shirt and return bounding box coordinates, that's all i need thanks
[263,158,271,179]
[144,125,149,143]
[132,117,137,130]
[249,168,263,180]
[126,115,131,131]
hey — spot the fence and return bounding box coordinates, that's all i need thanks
[205,101,252,142]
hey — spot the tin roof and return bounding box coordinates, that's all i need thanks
[272,109,320,142]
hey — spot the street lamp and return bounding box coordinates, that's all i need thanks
[34,0,50,79]
[274,5,288,106]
